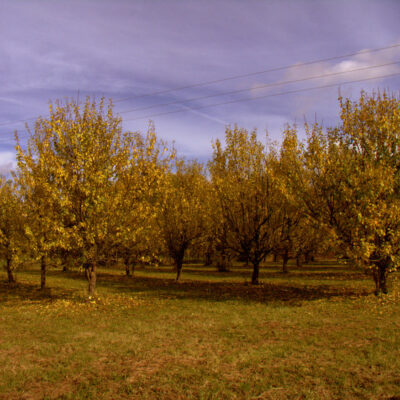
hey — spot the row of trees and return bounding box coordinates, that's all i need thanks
[1,92,399,295]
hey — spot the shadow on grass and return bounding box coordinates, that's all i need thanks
[60,269,372,305]
[172,266,367,282]
[0,280,78,304]
[101,275,372,304]
[1,267,373,306]
[108,264,369,281]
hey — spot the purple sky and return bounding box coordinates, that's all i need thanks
[1,0,399,172]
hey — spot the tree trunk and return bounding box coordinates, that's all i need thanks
[251,262,260,285]
[204,247,213,266]
[174,247,186,281]
[125,262,136,276]
[304,252,312,264]
[373,261,388,295]
[6,257,16,284]
[216,253,229,272]
[87,263,97,296]
[296,254,302,267]
[176,260,183,281]
[282,251,289,273]
[40,255,46,290]
[124,256,134,276]
[378,267,388,294]
[273,252,278,263]
[84,263,90,281]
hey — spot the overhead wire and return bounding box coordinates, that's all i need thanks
[0,42,399,129]
[122,71,400,122]
[1,68,398,144]
[113,42,400,103]
[116,60,400,115]
[1,70,399,144]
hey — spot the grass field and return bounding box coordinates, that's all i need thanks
[1,261,400,400]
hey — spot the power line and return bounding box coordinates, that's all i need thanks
[1,71,399,144]
[122,71,400,122]
[0,42,399,129]
[114,42,400,104]
[117,60,400,115]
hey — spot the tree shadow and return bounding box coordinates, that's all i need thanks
[0,280,78,304]
[117,263,365,281]
[1,268,373,306]
[92,273,372,305]
[177,267,367,282]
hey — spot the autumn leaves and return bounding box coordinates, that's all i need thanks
[2,92,400,295]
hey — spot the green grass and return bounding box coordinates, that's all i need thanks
[1,262,400,399]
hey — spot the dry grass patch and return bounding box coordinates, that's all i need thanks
[0,265,399,399]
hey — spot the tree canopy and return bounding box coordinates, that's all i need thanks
[3,91,399,296]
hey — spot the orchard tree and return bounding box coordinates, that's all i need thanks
[15,118,68,290]
[0,178,25,283]
[108,125,173,276]
[299,92,400,294]
[293,218,334,265]
[16,98,149,295]
[210,219,234,273]
[209,126,283,284]
[158,159,210,281]
[272,126,305,273]
[272,126,335,270]
[198,181,234,272]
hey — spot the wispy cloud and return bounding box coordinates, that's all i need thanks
[177,104,229,125]
[283,45,400,84]
[0,151,16,175]
[1,0,399,158]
